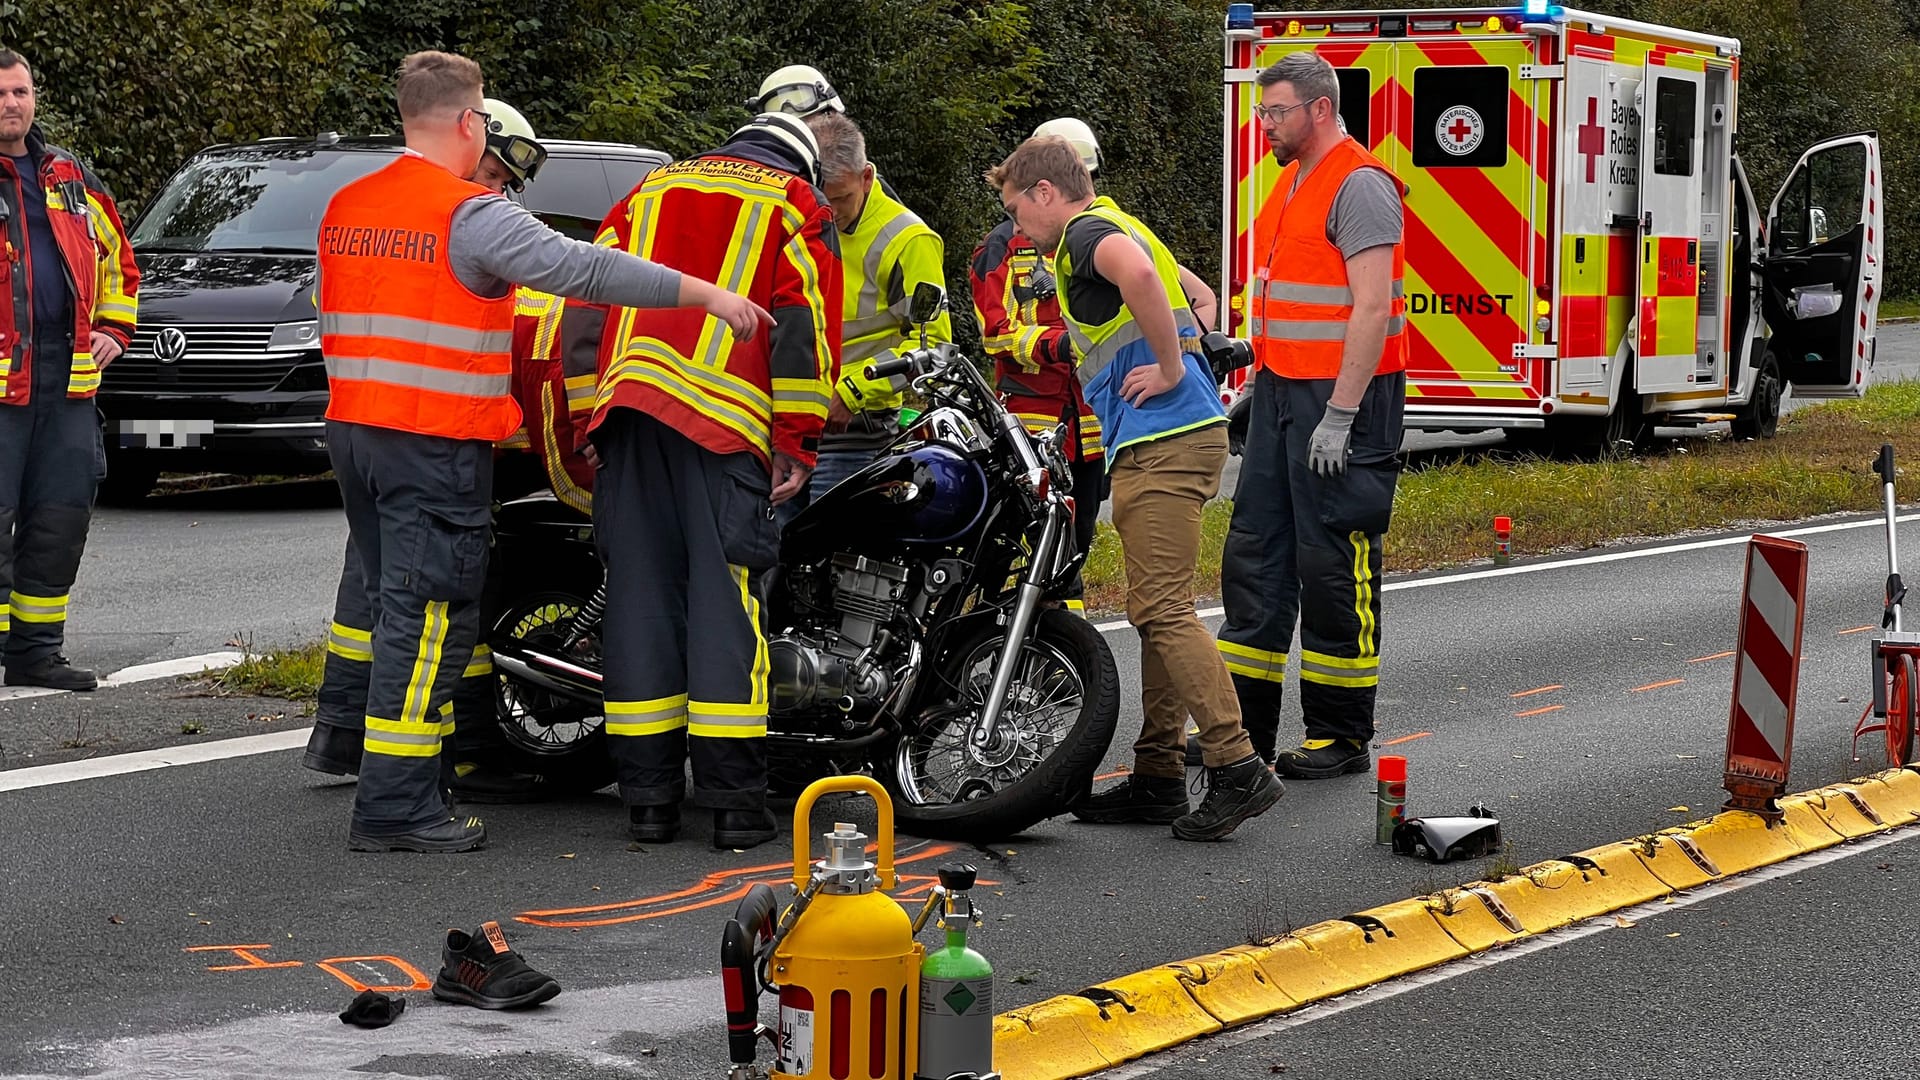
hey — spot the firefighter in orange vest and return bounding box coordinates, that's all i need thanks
[303,96,580,805]
[566,112,840,850]
[317,52,770,854]
[1217,51,1407,779]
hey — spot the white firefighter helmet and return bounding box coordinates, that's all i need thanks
[1032,116,1101,174]
[735,111,822,186]
[748,64,845,118]
[481,98,547,192]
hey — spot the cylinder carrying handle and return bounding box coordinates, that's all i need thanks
[791,775,897,892]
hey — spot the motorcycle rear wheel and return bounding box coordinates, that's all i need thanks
[886,608,1119,840]
[490,590,616,796]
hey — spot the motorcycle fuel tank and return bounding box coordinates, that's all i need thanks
[785,444,989,555]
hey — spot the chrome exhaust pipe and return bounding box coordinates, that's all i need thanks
[491,643,603,703]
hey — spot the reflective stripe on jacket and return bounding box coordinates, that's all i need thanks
[834,178,949,413]
[1251,137,1408,380]
[319,154,518,441]
[969,220,1102,463]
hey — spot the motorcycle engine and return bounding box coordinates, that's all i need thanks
[770,552,911,715]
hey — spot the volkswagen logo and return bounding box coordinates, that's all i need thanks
[152,327,188,365]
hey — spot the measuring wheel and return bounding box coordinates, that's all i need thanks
[1889,652,1918,768]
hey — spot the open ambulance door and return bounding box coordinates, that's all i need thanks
[1632,58,1707,394]
[1762,133,1882,399]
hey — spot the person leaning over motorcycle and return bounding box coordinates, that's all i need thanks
[800,110,950,505]
[970,117,1219,617]
[989,134,1283,842]
[562,112,841,851]
[317,52,772,855]
[303,97,590,805]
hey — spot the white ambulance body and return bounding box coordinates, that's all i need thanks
[1219,3,1883,454]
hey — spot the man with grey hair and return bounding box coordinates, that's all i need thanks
[1212,49,1409,781]
[792,110,951,510]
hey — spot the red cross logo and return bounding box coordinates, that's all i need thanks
[1447,116,1475,144]
[1434,106,1484,156]
[1577,97,1606,182]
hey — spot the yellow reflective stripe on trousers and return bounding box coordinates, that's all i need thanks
[328,621,374,663]
[9,591,69,623]
[1352,531,1378,659]
[0,612,9,633]
[401,601,451,728]
[1300,648,1378,688]
[736,565,769,707]
[464,644,493,679]
[364,713,453,758]
[688,701,768,739]
[606,694,690,737]
[1064,598,1086,614]
[1296,532,1380,689]
[1218,638,1288,683]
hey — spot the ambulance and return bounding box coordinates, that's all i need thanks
[1218,2,1884,455]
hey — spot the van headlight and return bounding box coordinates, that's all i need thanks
[268,320,320,351]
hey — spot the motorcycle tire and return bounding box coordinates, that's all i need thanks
[886,608,1119,840]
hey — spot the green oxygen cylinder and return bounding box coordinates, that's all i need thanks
[916,864,998,1080]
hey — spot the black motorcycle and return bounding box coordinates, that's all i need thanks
[482,284,1121,840]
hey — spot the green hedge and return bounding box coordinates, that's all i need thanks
[4,0,1912,351]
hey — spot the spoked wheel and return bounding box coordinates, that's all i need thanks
[491,591,614,794]
[887,608,1118,840]
[1888,652,1917,768]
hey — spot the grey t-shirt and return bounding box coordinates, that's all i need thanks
[1288,165,1403,258]
[449,195,682,308]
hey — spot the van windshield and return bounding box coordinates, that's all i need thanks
[131,148,395,254]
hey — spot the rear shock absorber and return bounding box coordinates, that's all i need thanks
[561,584,609,649]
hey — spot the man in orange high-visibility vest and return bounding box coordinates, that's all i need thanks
[1216,51,1408,781]
[318,51,770,855]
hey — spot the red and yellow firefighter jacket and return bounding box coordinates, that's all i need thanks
[500,288,596,513]
[969,220,1102,463]
[578,142,841,469]
[0,126,140,406]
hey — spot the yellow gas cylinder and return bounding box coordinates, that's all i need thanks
[770,777,924,1080]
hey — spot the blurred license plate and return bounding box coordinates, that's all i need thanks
[117,419,214,449]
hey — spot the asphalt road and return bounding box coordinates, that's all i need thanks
[5,508,1919,1077]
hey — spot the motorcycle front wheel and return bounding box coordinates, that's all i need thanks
[886,608,1119,840]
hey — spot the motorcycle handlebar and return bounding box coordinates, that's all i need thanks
[864,355,917,382]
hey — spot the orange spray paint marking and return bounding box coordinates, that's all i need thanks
[314,956,433,993]
[185,945,302,972]
[1380,732,1433,747]
[1510,685,1563,698]
[1688,651,1735,663]
[1514,704,1564,718]
[1839,625,1877,636]
[1630,678,1685,693]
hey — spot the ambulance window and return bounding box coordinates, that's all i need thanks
[1652,77,1697,176]
[1412,67,1508,169]
[1335,68,1370,145]
[1807,142,1866,242]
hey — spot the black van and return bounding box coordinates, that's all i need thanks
[98,133,668,501]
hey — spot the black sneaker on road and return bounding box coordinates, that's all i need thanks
[1172,756,1284,842]
[1276,738,1370,779]
[5,655,97,692]
[431,921,562,1010]
[349,814,488,854]
[1071,775,1189,824]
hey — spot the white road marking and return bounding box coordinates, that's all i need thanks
[0,728,311,794]
[0,650,243,702]
[4,510,1909,793]
[1099,822,1920,1077]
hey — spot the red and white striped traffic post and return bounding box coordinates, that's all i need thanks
[1723,535,1811,822]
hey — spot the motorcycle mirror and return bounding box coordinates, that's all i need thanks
[908,282,947,327]
[1391,806,1502,864]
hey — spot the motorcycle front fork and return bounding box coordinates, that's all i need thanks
[967,501,1068,750]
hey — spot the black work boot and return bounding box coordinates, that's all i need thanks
[1071,775,1189,824]
[1172,756,1285,842]
[713,808,779,850]
[303,724,363,776]
[451,762,554,804]
[349,814,488,853]
[629,804,681,843]
[1276,738,1370,779]
[5,655,97,692]
[431,921,562,1010]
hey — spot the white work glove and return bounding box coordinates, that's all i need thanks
[1307,402,1359,476]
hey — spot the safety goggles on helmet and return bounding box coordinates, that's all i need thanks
[487,132,548,191]
[746,79,840,118]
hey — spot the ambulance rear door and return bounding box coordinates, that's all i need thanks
[1632,54,1707,393]
[1761,133,1881,399]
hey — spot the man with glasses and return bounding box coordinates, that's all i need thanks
[316,51,772,854]
[988,135,1283,842]
[1217,50,1408,781]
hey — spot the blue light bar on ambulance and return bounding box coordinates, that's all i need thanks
[1226,2,1254,29]
[1521,0,1566,18]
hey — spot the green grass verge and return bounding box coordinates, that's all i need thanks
[1881,297,1920,321]
[196,641,327,701]
[1079,382,1920,613]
